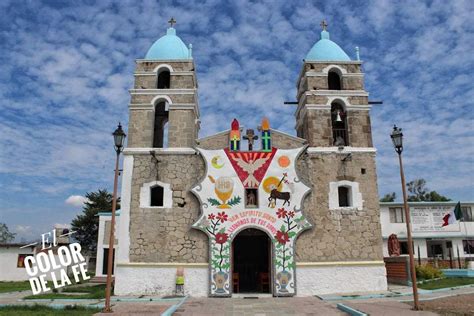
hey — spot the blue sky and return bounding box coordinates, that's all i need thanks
[0,0,473,241]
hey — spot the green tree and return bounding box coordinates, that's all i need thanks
[71,189,120,254]
[406,178,451,202]
[380,192,396,202]
[0,222,16,243]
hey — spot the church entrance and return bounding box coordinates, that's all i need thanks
[232,228,271,294]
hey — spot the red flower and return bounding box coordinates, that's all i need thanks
[275,231,290,245]
[208,214,215,220]
[217,212,228,223]
[288,211,295,218]
[215,232,229,244]
[276,208,288,218]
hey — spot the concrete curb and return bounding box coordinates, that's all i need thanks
[320,283,474,301]
[161,295,188,316]
[336,303,368,316]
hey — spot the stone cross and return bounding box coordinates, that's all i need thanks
[168,17,176,27]
[243,129,258,151]
[320,20,328,31]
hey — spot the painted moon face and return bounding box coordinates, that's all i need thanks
[278,155,291,168]
[211,155,224,169]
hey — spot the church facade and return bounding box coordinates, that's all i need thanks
[115,21,387,297]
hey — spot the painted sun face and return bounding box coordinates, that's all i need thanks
[262,176,283,193]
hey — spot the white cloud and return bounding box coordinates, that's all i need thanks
[65,195,89,207]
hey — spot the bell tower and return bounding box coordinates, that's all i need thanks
[296,22,371,147]
[295,21,385,269]
[127,18,199,149]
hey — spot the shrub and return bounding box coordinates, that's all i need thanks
[416,264,443,280]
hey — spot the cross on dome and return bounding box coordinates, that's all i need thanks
[320,19,328,31]
[168,17,176,27]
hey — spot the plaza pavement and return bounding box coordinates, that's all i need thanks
[1,284,474,315]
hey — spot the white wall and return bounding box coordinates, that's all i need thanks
[114,263,387,297]
[0,247,34,281]
[114,265,208,296]
[296,264,387,296]
[95,214,120,277]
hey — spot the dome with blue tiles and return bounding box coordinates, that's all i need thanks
[305,23,351,62]
[145,23,192,60]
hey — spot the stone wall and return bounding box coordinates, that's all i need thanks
[127,135,382,264]
[168,110,198,147]
[128,110,154,148]
[295,152,383,261]
[128,154,207,263]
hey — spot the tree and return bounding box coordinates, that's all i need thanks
[0,223,16,243]
[380,192,396,202]
[71,189,120,255]
[406,178,451,202]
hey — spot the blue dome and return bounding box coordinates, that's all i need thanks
[145,28,191,60]
[305,30,351,61]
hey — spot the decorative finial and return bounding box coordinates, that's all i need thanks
[168,17,176,28]
[320,20,328,31]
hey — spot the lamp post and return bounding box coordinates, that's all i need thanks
[104,123,126,313]
[390,125,419,310]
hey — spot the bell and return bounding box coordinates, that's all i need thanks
[336,110,342,122]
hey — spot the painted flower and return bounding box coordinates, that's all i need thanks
[217,212,228,223]
[215,232,229,244]
[275,231,290,245]
[276,208,287,218]
[288,211,295,218]
[208,213,216,220]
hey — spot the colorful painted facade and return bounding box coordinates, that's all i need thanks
[192,120,311,296]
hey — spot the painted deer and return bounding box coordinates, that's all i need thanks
[268,174,291,207]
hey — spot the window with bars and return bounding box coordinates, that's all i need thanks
[389,207,405,223]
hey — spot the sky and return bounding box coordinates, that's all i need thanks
[0,0,473,241]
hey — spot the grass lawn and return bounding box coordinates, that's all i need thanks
[0,305,101,315]
[0,281,31,293]
[23,284,107,300]
[418,277,474,290]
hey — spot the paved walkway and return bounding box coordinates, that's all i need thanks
[174,297,345,316]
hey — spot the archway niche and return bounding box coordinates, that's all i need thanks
[232,228,271,294]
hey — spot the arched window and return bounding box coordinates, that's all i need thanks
[338,186,351,207]
[328,70,342,90]
[153,101,169,148]
[331,102,348,146]
[157,70,170,89]
[150,185,164,207]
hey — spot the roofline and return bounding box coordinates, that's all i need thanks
[303,60,363,64]
[97,210,121,217]
[136,59,194,63]
[197,128,306,145]
[380,201,474,206]
[0,243,36,248]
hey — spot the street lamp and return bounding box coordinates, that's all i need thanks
[390,125,419,310]
[104,123,126,313]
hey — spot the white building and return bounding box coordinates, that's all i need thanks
[95,211,120,277]
[0,224,72,281]
[380,202,474,267]
[0,243,36,281]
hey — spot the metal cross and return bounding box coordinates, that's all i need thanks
[320,20,328,31]
[168,17,176,27]
[243,129,258,151]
